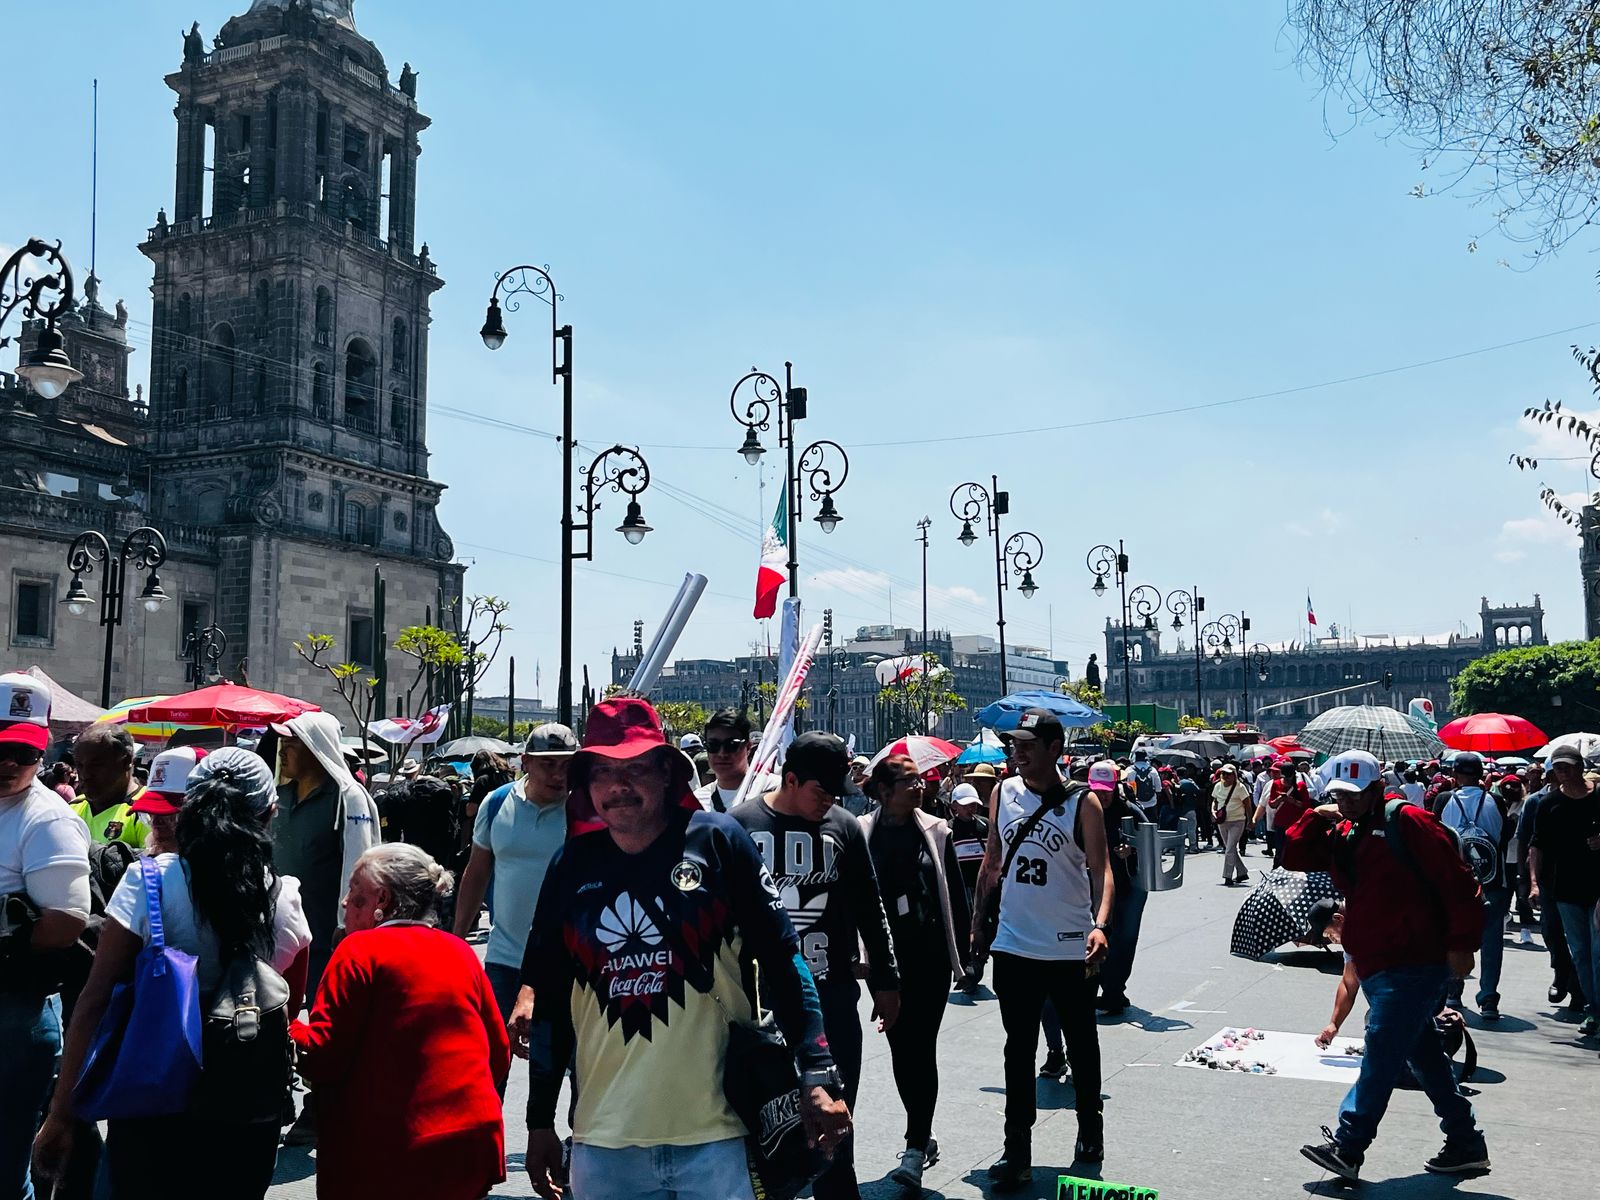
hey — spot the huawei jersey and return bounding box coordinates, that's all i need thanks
[990,776,1094,961]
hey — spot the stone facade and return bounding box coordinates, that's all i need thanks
[0,0,461,711]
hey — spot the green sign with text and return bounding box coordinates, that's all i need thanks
[1055,1176,1159,1200]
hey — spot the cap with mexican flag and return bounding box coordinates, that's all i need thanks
[754,487,788,619]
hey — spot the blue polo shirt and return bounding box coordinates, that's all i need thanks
[472,780,566,968]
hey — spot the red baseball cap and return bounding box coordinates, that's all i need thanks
[131,746,208,815]
[0,672,50,752]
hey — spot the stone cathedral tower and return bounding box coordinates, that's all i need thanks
[138,0,461,696]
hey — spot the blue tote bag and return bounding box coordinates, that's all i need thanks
[73,860,204,1120]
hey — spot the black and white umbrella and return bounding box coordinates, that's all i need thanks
[1166,733,1231,761]
[1229,867,1341,960]
[1297,705,1445,761]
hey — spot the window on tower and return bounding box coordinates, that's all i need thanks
[315,287,332,346]
[204,324,236,415]
[312,362,330,418]
[343,339,376,432]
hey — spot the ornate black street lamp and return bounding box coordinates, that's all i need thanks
[182,621,228,686]
[62,527,168,707]
[1164,585,1206,717]
[1246,642,1273,725]
[1086,541,1133,715]
[952,479,1042,697]
[1,238,82,399]
[480,264,653,725]
[729,366,848,598]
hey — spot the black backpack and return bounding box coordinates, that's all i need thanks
[190,879,294,1124]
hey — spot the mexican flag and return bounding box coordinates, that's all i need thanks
[754,488,788,619]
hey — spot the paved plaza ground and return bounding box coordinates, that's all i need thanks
[270,844,1598,1199]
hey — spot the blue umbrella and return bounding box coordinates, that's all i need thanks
[956,741,1007,765]
[977,690,1104,732]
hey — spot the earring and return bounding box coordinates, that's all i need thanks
[373,907,385,923]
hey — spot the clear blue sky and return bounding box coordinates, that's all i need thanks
[9,1,1598,704]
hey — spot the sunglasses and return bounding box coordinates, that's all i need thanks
[704,738,747,755]
[0,745,44,767]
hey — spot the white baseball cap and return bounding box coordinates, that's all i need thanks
[1087,760,1120,793]
[678,733,704,752]
[950,782,982,807]
[0,671,50,751]
[1321,750,1383,795]
[132,746,208,815]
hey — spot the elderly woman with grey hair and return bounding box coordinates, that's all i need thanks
[291,845,510,1200]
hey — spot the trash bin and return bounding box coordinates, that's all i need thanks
[1127,819,1187,891]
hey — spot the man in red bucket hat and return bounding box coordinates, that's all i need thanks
[519,697,850,1200]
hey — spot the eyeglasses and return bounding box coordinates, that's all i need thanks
[0,745,44,767]
[704,738,747,754]
[890,776,923,788]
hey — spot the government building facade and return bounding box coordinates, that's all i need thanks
[1,0,462,709]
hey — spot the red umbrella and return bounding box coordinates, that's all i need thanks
[867,735,964,774]
[1266,735,1307,754]
[126,684,320,729]
[1438,713,1548,754]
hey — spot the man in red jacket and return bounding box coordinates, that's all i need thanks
[1281,750,1488,1183]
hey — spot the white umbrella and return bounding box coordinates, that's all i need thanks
[1534,732,1600,761]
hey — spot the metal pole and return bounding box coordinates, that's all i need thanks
[785,362,800,599]
[373,565,387,719]
[1117,541,1132,719]
[1194,587,1203,718]
[1240,610,1249,727]
[558,324,575,726]
[991,476,1009,697]
[918,516,930,732]
[100,556,121,708]
[508,656,516,739]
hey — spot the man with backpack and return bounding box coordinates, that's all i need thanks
[1283,750,1488,1184]
[1435,752,1513,1020]
[1127,749,1161,822]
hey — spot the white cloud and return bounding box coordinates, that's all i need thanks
[930,584,984,607]
[1514,405,1600,460]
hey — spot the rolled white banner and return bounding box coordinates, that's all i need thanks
[628,573,709,695]
[733,621,825,809]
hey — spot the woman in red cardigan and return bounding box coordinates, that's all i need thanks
[291,844,511,1200]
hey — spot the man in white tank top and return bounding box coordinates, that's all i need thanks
[973,709,1114,1190]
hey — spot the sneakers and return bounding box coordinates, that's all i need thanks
[891,1137,940,1190]
[1579,1015,1600,1037]
[1518,927,1534,946]
[1075,1115,1104,1164]
[987,1151,1032,1191]
[1095,993,1129,1015]
[1424,1138,1490,1175]
[1479,999,1500,1022]
[281,1098,317,1148]
[1549,982,1568,1005]
[1039,1049,1069,1080]
[1300,1127,1363,1182]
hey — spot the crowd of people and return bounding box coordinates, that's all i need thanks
[5,661,1597,1199]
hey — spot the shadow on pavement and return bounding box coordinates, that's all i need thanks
[272,1145,315,1184]
[1302,1170,1512,1198]
[1264,948,1347,974]
[1112,1006,1191,1033]
[1462,1012,1535,1032]
[957,1159,1101,1199]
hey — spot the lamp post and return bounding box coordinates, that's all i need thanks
[62,527,168,707]
[729,366,848,598]
[480,264,654,726]
[181,621,227,687]
[1200,612,1245,722]
[828,647,849,733]
[1,238,83,399]
[1164,585,1206,717]
[1245,643,1273,726]
[951,478,1043,697]
[916,516,931,732]
[1086,541,1133,716]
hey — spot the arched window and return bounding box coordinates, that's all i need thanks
[389,389,408,439]
[314,287,332,346]
[391,318,407,365]
[341,177,367,232]
[343,338,376,430]
[312,362,329,417]
[176,293,192,331]
[204,323,235,411]
[172,366,189,412]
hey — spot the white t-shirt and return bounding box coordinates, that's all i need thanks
[694,773,780,814]
[106,854,312,995]
[1400,782,1425,807]
[1438,787,1504,844]
[991,776,1093,962]
[0,780,91,916]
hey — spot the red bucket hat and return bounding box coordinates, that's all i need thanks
[566,697,700,835]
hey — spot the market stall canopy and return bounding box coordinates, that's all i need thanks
[126,684,320,728]
[25,666,107,736]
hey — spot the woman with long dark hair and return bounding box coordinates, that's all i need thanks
[859,754,971,1191]
[32,750,311,1200]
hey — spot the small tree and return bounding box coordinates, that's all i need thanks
[1178,714,1210,731]
[654,701,710,742]
[293,632,378,738]
[471,714,510,739]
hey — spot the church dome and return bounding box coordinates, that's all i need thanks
[246,0,357,31]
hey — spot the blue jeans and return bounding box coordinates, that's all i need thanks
[1557,901,1600,1019]
[0,991,61,1200]
[1449,887,1511,1008]
[1336,965,1479,1155]
[570,1137,755,1200]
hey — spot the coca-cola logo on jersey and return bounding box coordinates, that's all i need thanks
[609,969,668,999]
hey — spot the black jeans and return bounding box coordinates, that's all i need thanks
[813,979,864,1200]
[992,952,1102,1155]
[107,1115,279,1200]
[884,969,951,1148]
[1098,880,1148,1002]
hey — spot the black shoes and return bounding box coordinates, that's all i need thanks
[1039,1049,1069,1080]
[1300,1127,1363,1182]
[1075,1115,1104,1164]
[1095,993,1129,1014]
[987,1151,1033,1190]
[1424,1138,1490,1175]
[1549,982,1567,1005]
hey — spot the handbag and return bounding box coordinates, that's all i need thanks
[973,780,1080,958]
[73,861,205,1121]
[632,892,827,1200]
